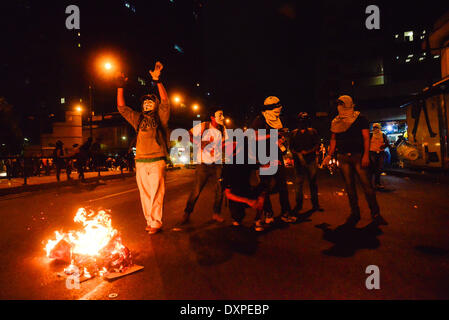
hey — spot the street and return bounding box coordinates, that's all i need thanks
[0,167,448,300]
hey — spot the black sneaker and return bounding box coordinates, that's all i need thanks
[372,214,388,225]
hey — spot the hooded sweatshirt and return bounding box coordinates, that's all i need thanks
[118,101,170,161]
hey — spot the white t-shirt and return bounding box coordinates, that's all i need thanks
[191,122,229,164]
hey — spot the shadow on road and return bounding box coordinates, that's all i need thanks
[189,225,259,266]
[315,221,383,257]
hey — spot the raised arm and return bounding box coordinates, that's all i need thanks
[150,61,170,126]
[115,72,140,130]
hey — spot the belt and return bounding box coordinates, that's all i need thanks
[135,156,167,163]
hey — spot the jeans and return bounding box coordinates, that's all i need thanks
[369,151,385,185]
[259,164,291,217]
[294,159,319,210]
[337,153,380,217]
[184,163,223,215]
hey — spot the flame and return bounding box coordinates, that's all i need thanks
[44,208,132,278]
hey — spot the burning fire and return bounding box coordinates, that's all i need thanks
[44,208,132,278]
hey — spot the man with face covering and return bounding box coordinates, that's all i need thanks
[116,61,170,235]
[174,108,228,228]
[290,112,322,213]
[250,96,295,224]
[370,123,390,189]
[323,95,387,226]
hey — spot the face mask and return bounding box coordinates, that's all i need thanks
[142,100,156,112]
[214,111,225,126]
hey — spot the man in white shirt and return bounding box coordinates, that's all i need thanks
[176,109,229,227]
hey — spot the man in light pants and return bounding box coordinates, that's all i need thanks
[116,62,170,235]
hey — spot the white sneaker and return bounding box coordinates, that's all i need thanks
[265,217,274,224]
[232,221,240,226]
[254,220,264,232]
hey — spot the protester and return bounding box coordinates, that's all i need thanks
[251,96,295,224]
[223,137,266,231]
[175,108,228,228]
[323,95,387,226]
[53,140,70,181]
[370,123,390,189]
[290,112,322,213]
[116,61,170,235]
[74,137,92,182]
[91,139,103,177]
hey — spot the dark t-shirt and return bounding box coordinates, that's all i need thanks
[335,115,369,154]
[290,128,320,163]
[250,114,284,162]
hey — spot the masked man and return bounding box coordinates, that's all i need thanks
[250,96,295,224]
[116,61,170,235]
[174,109,228,228]
[324,95,387,226]
[290,112,322,213]
[370,123,390,189]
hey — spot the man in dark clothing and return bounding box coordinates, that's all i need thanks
[369,123,390,189]
[290,112,322,213]
[250,96,295,224]
[75,137,92,182]
[53,140,70,181]
[324,95,387,226]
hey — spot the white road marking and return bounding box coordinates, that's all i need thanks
[87,188,138,202]
[78,281,109,300]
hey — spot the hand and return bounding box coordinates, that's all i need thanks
[149,61,163,81]
[361,154,370,168]
[114,72,128,88]
[247,199,258,209]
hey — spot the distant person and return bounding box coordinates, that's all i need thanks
[91,139,103,177]
[323,95,387,226]
[75,137,92,182]
[53,140,70,181]
[370,123,390,189]
[250,96,295,224]
[116,61,170,235]
[175,108,228,228]
[290,112,322,213]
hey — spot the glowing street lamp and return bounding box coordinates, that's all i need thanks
[173,95,182,104]
[192,104,199,111]
[75,105,83,112]
[225,118,231,124]
[104,62,112,70]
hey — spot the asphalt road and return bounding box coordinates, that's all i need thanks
[0,167,448,300]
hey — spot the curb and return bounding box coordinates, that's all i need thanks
[384,169,449,184]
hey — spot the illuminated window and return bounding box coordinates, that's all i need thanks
[419,57,424,61]
[77,32,80,36]
[60,98,65,104]
[420,35,425,40]
[408,54,413,58]
[422,30,426,34]
[396,56,399,60]
[404,31,414,42]
[125,2,130,8]
[137,77,146,86]
[434,55,440,59]
[174,44,184,53]
[78,43,81,47]
[394,34,399,39]
[405,58,411,63]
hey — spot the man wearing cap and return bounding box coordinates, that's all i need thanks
[116,61,170,235]
[290,112,322,213]
[250,96,295,224]
[370,123,390,189]
[323,95,387,226]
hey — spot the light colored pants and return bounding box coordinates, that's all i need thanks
[135,160,166,228]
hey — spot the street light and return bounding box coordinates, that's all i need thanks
[225,118,231,124]
[173,95,182,104]
[75,105,83,112]
[192,104,199,111]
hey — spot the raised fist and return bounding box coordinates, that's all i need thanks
[149,61,163,81]
[114,72,128,88]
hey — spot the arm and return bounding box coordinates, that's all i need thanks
[149,62,170,126]
[116,73,141,130]
[225,188,264,209]
[361,129,370,168]
[321,133,336,167]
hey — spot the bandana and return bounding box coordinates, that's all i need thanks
[262,108,283,129]
[330,95,359,133]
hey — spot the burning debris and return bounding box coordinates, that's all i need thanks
[44,208,139,281]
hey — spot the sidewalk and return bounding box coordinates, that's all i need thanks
[0,170,135,196]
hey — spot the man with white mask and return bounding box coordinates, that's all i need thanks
[370,123,390,189]
[324,95,387,226]
[174,108,228,228]
[116,61,170,235]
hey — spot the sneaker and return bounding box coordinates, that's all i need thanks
[265,217,274,224]
[232,221,240,226]
[254,220,264,232]
[212,213,225,223]
[147,227,162,235]
[372,214,388,226]
[281,214,296,223]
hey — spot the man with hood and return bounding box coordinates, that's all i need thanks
[290,112,322,213]
[323,95,387,226]
[116,61,170,235]
[174,108,228,228]
[250,96,295,224]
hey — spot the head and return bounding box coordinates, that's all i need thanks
[336,95,355,116]
[140,94,160,113]
[56,140,63,149]
[263,96,283,116]
[372,123,382,132]
[297,112,311,130]
[210,109,225,127]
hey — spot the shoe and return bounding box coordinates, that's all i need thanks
[281,214,296,223]
[265,217,274,224]
[212,213,225,223]
[344,214,360,226]
[372,214,388,225]
[254,220,264,232]
[232,221,240,226]
[147,227,162,235]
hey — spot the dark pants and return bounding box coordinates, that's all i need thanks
[338,153,380,218]
[56,160,71,181]
[259,164,291,218]
[370,151,385,185]
[294,159,319,210]
[184,163,223,215]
